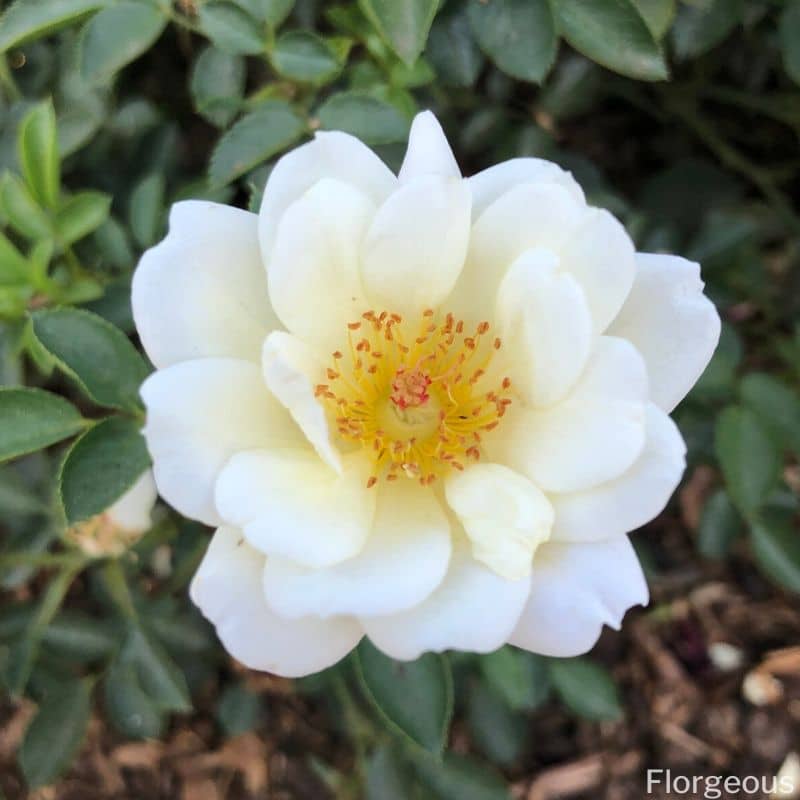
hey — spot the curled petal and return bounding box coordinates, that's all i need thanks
[398,110,460,182]
[106,469,157,533]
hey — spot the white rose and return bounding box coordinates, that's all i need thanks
[132,112,720,677]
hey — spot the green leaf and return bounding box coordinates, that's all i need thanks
[410,752,510,800]
[128,172,164,249]
[780,1,800,86]
[0,387,86,463]
[43,612,117,662]
[0,171,52,241]
[316,91,409,145]
[0,230,29,285]
[359,0,438,65]
[0,0,106,52]
[478,646,551,711]
[55,191,111,246]
[199,1,265,55]
[697,489,743,560]
[715,406,782,517]
[217,684,262,736]
[19,678,92,789]
[553,0,669,81]
[104,658,166,739]
[740,373,800,456]
[467,682,526,767]
[209,101,305,187]
[31,307,149,413]
[79,1,167,84]
[236,0,294,28]
[120,626,191,712]
[190,46,246,128]
[468,0,556,84]
[272,30,343,84]
[671,0,742,61]
[632,0,676,39]
[365,745,415,800]
[18,100,60,210]
[0,465,47,515]
[355,640,453,754]
[548,657,622,721]
[751,509,800,594]
[58,417,151,525]
[426,2,483,88]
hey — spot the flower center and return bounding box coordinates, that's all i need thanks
[315,309,512,488]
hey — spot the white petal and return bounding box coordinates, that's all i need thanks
[492,337,648,493]
[550,404,686,542]
[141,359,300,526]
[263,482,451,619]
[268,178,375,351]
[510,536,648,657]
[558,208,636,335]
[496,249,593,407]
[398,111,460,182]
[133,201,278,369]
[608,253,721,412]
[362,537,530,660]
[468,158,585,220]
[361,174,471,316]
[259,131,396,262]
[214,450,376,569]
[106,469,157,533]
[262,331,340,473]
[445,464,553,580]
[448,182,584,324]
[190,526,362,677]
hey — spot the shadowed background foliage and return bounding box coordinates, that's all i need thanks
[0,0,799,797]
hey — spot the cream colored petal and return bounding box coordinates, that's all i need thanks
[133,201,279,368]
[445,463,554,580]
[106,469,157,533]
[510,536,648,657]
[214,450,376,569]
[141,358,300,526]
[361,174,471,316]
[550,404,686,542]
[398,111,460,182]
[258,131,396,263]
[263,482,451,618]
[190,526,362,677]
[608,253,721,412]
[262,331,340,473]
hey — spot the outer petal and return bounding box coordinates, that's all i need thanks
[259,131,396,262]
[133,202,279,368]
[491,337,648,493]
[448,182,584,324]
[551,404,686,542]
[398,111,460,182]
[190,526,362,677]
[557,208,636,335]
[106,469,157,533]
[263,482,451,619]
[214,450,376,569]
[445,463,554,580]
[608,253,721,412]
[262,331,340,473]
[141,359,300,526]
[361,174,471,316]
[510,536,648,657]
[362,537,531,660]
[268,179,375,351]
[495,249,593,407]
[468,158,585,220]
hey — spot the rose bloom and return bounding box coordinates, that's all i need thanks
[132,112,719,677]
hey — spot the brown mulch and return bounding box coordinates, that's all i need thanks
[2,464,799,799]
